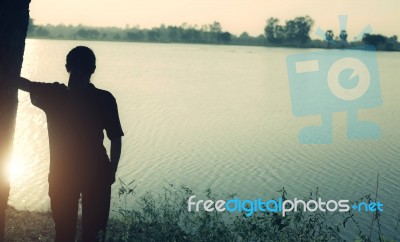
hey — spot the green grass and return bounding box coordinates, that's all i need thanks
[4,178,400,242]
[5,206,54,241]
[106,179,399,242]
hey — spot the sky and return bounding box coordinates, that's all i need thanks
[30,0,400,39]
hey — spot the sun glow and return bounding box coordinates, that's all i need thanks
[7,153,27,182]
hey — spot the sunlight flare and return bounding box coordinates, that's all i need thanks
[7,153,26,182]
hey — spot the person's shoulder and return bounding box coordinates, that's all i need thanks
[90,84,116,102]
[52,82,67,90]
[52,82,66,87]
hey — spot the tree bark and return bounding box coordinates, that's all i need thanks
[0,0,30,240]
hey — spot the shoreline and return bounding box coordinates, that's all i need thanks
[26,37,400,52]
[5,206,55,241]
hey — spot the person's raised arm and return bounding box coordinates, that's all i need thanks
[17,77,32,92]
[110,137,122,182]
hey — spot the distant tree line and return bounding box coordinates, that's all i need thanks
[362,33,398,51]
[263,16,399,51]
[264,16,314,46]
[27,19,265,46]
[27,17,399,51]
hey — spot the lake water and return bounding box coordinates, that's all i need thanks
[8,39,400,239]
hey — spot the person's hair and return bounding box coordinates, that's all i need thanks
[66,46,96,74]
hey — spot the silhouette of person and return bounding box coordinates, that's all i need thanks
[18,46,124,241]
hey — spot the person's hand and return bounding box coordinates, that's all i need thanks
[16,76,32,92]
[109,168,116,184]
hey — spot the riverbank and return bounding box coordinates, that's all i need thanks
[26,36,400,51]
[4,183,399,242]
[4,206,54,241]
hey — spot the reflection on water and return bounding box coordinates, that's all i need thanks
[8,39,400,238]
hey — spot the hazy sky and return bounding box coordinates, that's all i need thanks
[30,0,400,39]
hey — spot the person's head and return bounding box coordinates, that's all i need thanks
[66,46,96,89]
[66,46,96,75]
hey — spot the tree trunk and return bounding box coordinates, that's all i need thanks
[0,0,30,240]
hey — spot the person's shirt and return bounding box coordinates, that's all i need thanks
[29,82,124,186]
